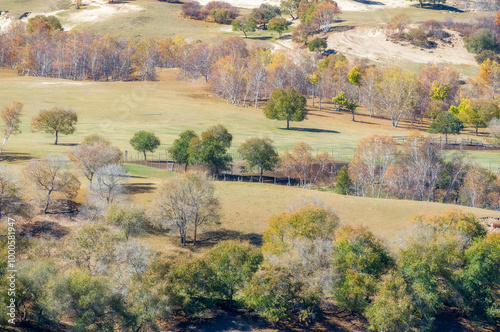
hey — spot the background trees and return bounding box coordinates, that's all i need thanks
[263,87,307,129]
[0,100,23,156]
[30,107,78,145]
[129,131,161,160]
[154,172,221,245]
[238,137,279,182]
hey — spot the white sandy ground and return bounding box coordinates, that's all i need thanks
[0,0,142,32]
[326,26,477,66]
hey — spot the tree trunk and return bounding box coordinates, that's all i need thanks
[287,120,290,129]
[445,133,448,145]
[352,111,355,121]
[185,163,188,172]
[476,126,479,136]
[43,191,52,214]
[143,151,147,160]
[54,131,59,145]
[260,167,263,183]
[193,223,197,245]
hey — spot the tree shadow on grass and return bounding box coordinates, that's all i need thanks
[124,182,156,195]
[196,229,263,247]
[56,143,79,147]
[281,127,339,133]
[247,36,272,41]
[1,152,32,162]
[20,220,70,239]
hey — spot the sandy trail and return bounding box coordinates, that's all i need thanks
[327,26,477,66]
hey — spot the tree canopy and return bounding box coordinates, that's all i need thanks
[263,87,307,129]
[129,131,161,160]
[238,137,279,182]
[30,107,78,145]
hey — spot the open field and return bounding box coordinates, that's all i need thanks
[1,68,498,168]
[123,165,500,253]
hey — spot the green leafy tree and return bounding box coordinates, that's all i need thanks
[188,124,232,175]
[263,205,340,254]
[27,15,63,33]
[232,15,257,38]
[456,99,500,135]
[455,234,500,322]
[129,130,161,160]
[348,66,362,86]
[263,87,307,129]
[429,81,449,101]
[280,0,300,20]
[335,166,352,195]
[307,37,327,52]
[427,111,463,144]
[332,225,393,313]
[168,130,198,171]
[168,241,262,313]
[30,107,77,145]
[105,204,147,240]
[465,29,497,54]
[244,264,322,324]
[268,17,289,37]
[237,137,279,182]
[251,4,281,29]
[332,91,359,121]
[45,271,123,331]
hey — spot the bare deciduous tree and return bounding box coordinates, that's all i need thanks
[88,164,128,209]
[23,155,80,214]
[0,165,21,218]
[154,172,221,245]
[68,141,122,187]
[280,142,334,189]
[0,100,23,156]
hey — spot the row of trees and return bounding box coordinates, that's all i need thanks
[3,196,499,331]
[337,133,500,210]
[4,16,500,131]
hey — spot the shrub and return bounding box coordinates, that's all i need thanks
[475,49,499,64]
[210,8,236,24]
[465,29,497,54]
[308,37,327,52]
[182,1,204,19]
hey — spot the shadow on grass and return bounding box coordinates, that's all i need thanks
[352,0,385,5]
[1,152,32,162]
[56,143,79,147]
[412,3,463,11]
[20,220,70,239]
[125,182,156,194]
[247,36,272,41]
[281,127,339,134]
[197,229,263,247]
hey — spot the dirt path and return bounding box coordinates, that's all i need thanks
[327,25,477,66]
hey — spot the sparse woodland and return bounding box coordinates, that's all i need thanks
[2,0,500,331]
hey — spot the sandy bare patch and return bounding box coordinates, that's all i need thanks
[65,0,142,28]
[327,26,477,66]
[17,0,143,31]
